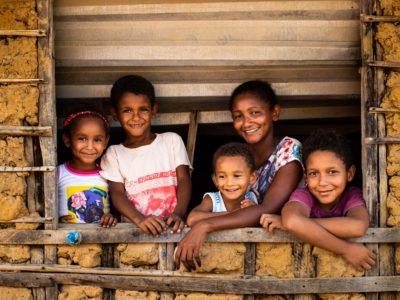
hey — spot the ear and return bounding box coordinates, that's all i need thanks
[62,133,71,148]
[271,104,281,122]
[111,107,118,121]
[347,165,356,182]
[211,174,217,187]
[249,170,257,185]
[152,103,158,115]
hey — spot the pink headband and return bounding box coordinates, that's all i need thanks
[63,111,110,128]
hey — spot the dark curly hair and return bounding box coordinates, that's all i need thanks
[229,80,277,111]
[62,109,109,138]
[302,129,354,169]
[213,142,256,172]
[110,75,156,110]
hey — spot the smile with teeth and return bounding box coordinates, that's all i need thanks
[244,128,259,135]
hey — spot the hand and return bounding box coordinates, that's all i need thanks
[59,215,74,223]
[174,222,208,271]
[136,215,166,236]
[99,213,118,228]
[240,199,257,208]
[165,213,185,234]
[341,243,376,271]
[260,214,285,233]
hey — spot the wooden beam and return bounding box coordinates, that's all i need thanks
[0,227,399,245]
[361,14,400,22]
[0,30,46,37]
[0,79,44,84]
[0,272,398,294]
[365,137,400,144]
[0,166,55,172]
[0,126,52,137]
[0,217,52,224]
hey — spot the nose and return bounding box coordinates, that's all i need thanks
[318,174,329,186]
[241,115,253,128]
[86,139,94,149]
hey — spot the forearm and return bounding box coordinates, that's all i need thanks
[110,191,144,224]
[313,217,368,238]
[187,211,229,227]
[173,176,191,217]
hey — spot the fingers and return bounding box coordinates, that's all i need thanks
[171,219,184,234]
[174,246,181,270]
[140,216,166,236]
[99,214,117,227]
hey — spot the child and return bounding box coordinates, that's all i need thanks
[175,80,304,271]
[261,130,376,271]
[58,110,117,227]
[187,142,258,226]
[100,75,192,236]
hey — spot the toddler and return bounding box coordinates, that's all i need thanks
[58,110,117,227]
[100,75,192,235]
[187,142,258,226]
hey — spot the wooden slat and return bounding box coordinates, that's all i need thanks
[367,61,400,68]
[0,126,52,137]
[361,14,400,22]
[369,107,400,114]
[0,271,399,294]
[0,79,44,84]
[365,137,400,144]
[186,111,199,165]
[0,30,46,37]
[0,166,55,172]
[0,217,52,224]
[0,227,399,245]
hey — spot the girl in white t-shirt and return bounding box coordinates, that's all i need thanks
[58,110,117,227]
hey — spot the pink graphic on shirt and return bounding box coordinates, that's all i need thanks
[71,192,87,210]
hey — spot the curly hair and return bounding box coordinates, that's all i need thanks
[229,80,277,111]
[62,109,109,138]
[302,129,354,169]
[213,142,256,172]
[110,75,156,109]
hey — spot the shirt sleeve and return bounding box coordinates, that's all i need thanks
[99,146,124,183]
[275,137,304,171]
[288,188,313,211]
[57,165,68,217]
[168,133,192,170]
[343,187,366,214]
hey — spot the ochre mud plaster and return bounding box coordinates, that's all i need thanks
[57,244,102,268]
[175,293,243,300]
[0,38,37,79]
[256,296,292,300]
[58,285,103,300]
[15,211,41,230]
[395,244,400,274]
[0,0,37,30]
[313,247,363,277]
[387,176,400,226]
[117,243,159,267]
[115,290,160,300]
[256,243,294,278]
[380,0,400,16]
[376,23,400,61]
[182,243,246,274]
[0,245,30,263]
[0,85,39,125]
[319,294,365,300]
[0,287,32,300]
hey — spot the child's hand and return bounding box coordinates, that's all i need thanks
[137,215,166,236]
[342,243,376,271]
[240,199,257,208]
[59,215,74,223]
[260,214,285,233]
[165,213,185,234]
[99,213,117,228]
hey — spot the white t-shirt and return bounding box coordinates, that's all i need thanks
[57,162,109,223]
[204,190,258,213]
[100,132,191,220]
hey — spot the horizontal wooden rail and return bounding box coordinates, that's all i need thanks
[366,60,400,68]
[0,217,52,224]
[369,107,400,114]
[0,126,52,137]
[0,227,399,245]
[0,30,46,37]
[365,137,400,144]
[0,271,398,294]
[0,166,55,172]
[361,14,400,22]
[0,79,44,84]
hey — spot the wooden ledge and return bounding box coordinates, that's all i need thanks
[0,226,399,245]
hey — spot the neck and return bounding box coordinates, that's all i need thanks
[251,133,278,168]
[68,160,97,172]
[124,132,156,148]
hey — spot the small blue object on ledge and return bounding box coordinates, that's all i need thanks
[66,231,82,246]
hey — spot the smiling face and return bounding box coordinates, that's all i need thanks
[63,117,109,171]
[306,150,355,210]
[113,92,157,143]
[231,93,280,145]
[213,155,257,204]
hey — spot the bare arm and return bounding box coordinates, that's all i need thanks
[175,161,303,270]
[312,205,370,238]
[187,195,229,226]
[108,180,166,235]
[164,164,192,233]
[281,202,375,271]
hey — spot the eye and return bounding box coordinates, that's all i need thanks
[249,110,261,116]
[122,108,132,113]
[94,137,104,143]
[232,114,243,121]
[140,107,150,113]
[307,171,317,177]
[217,175,225,179]
[77,136,87,141]
[328,170,338,175]
[234,174,242,178]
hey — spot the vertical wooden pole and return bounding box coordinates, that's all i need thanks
[244,243,256,300]
[293,243,315,300]
[37,0,57,299]
[186,110,199,166]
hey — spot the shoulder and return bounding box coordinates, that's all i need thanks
[289,187,314,207]
[158,132,184,143]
